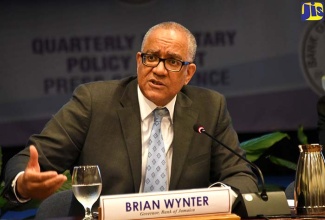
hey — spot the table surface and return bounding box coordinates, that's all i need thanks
[46,213,325,220]
[33,206,325,220]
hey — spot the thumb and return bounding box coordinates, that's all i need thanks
[27,145,40,172]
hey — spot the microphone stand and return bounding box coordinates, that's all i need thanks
[194,124,291,218]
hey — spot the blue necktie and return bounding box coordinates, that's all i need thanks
[144,108,168,192]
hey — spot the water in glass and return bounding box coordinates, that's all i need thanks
[72,165,102,220]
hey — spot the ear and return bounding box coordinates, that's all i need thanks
[136,52,142,70]
[184,63,196,85]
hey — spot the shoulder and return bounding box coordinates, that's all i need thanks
[82,75,137,90]
[181,84,225,103]
[68,76,137,105]
[73,76,137,95]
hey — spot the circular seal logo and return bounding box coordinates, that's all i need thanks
[300,20,325,96]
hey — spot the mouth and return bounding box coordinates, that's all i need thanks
[149,79,165,87]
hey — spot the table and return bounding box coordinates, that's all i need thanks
[95,209,325,220]
[36,207,325,219]
[41,214,325,220]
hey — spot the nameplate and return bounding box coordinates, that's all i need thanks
[99,187,232,220]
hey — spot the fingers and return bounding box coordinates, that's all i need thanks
[39,174,67,199]
[30,174,67,199]
[20,171,68,200]
[25,170,64,182]
[27,145,40,172]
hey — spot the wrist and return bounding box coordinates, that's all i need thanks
[12,171,31,202]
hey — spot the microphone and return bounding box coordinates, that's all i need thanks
[194,124,268,200]
[193,123,291,218]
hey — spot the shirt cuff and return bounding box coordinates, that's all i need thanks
[11,171,31,203]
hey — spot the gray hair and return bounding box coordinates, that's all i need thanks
[141,22,197,62]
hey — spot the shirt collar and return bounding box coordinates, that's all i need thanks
[137,85,175,123]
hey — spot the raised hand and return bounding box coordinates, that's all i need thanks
[16,145,67,200]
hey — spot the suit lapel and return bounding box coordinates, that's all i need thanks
[117,79,142,192]
[169,92,199,190]
[117,80,199,191]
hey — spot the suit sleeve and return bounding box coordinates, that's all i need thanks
[3,84,92,204]
[209,95,258,193]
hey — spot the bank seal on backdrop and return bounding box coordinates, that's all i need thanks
[300,20,325,96]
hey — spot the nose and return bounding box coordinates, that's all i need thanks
[153,60,168,75]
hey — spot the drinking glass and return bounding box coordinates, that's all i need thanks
[72,165,102,220]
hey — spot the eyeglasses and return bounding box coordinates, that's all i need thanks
[140,53,191,72]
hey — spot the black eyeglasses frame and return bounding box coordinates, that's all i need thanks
[140,53,191,72]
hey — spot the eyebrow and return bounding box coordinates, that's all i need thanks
[145,50,183,60]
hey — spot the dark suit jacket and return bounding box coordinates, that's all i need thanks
[4,76,258,203]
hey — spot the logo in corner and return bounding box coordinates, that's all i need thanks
[301,2,324,21]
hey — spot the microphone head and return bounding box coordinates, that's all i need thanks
[193,124,205,134]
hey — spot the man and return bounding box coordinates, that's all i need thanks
[4,22,258,211]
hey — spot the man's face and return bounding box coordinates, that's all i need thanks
[136,28,196,107]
